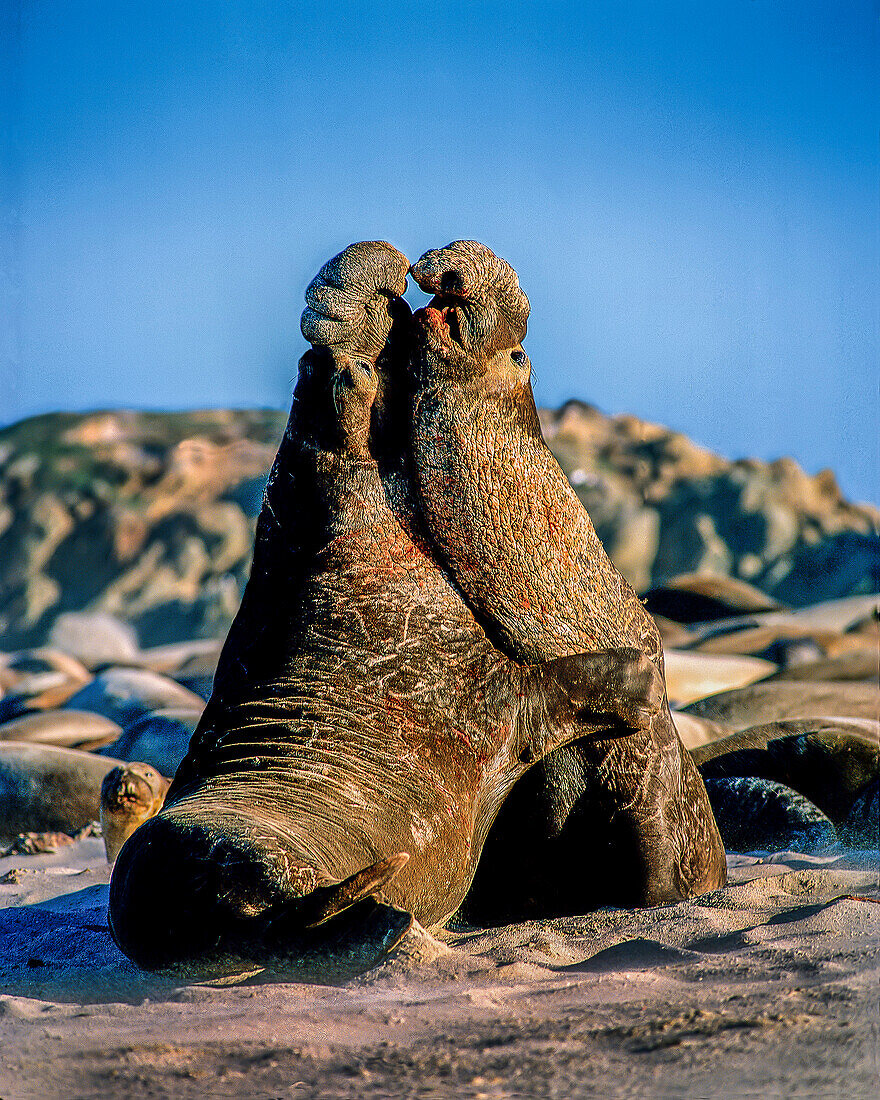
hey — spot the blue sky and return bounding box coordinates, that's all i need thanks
[3,0,878,502]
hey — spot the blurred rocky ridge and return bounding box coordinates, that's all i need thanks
[0,404,877,650]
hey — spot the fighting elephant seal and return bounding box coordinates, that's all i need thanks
[408,240,725,920]
[108,243,663,976]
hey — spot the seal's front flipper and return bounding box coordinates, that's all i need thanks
[298,851,410,929]
[251,852,413,980]
[260,895,414,982]
[542,648,665,732]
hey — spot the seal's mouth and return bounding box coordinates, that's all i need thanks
[107,776,153,809]
[413,297,465,352]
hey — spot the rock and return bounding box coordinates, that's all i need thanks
[0,408,875,651]
[602,507,659,594]
[0,410,284,650]
[767,531,880,606]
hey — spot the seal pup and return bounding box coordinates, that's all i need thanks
[100,762,170,862]
[108,243,663,977]
[408,240,725,921]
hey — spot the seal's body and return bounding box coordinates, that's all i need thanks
[0,742,123,839]
[409,241,726,920]
[108,244,663,975]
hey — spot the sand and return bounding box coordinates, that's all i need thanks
[1,593,876,1097]
[1,835,877,1099]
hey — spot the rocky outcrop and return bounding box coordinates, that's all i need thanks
[0,410,285,648]
[0,405,876,649]
[540,402,878,605]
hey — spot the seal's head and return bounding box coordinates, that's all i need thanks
[300,241,412,454]
[409,241,531,388]
[100,762,169,863]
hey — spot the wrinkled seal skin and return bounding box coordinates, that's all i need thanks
[409,241,726,921]
[108,243,663,976]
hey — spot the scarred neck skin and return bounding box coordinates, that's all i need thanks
[407,240,726,911]
[410,336,664,666]
[161,343,600,927]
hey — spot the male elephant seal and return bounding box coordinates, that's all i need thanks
[108,242,663,976]
[408,240,725,921]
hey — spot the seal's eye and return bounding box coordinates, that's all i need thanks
[511,350,527,364]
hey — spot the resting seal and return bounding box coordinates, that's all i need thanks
[0,742,123,839]
[408,240,726,920]
[100,762,170,862]
[108,243,663,976]
[693,717,879,824]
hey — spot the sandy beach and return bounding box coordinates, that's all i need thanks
[1,411,877,1098]
[1,834,877,1098]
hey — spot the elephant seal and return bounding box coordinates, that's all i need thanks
[63,667,205,729]
[0,648,92,722]
[681,681,880,729]
[108,243,663,977]
[0,742,124,839]
[661,649,776,707]
[692,717,879,824]
[100,763,170,862]
[408,240,725,921]
[671,711,733,751]
[642,574,786,624]
[98,707,203,776]
[842,779,879,847]
[763,650,878,683]
[702,776,837,853]
[0,710,122,751]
